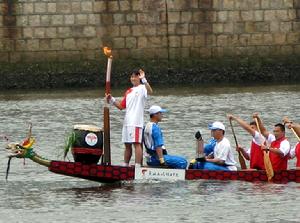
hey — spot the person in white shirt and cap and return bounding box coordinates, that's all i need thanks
[191,121,237,171]
[143,105,188,169]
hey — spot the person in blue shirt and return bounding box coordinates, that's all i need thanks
[143,105,188,169]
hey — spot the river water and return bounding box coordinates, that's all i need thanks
[0,85,300,223]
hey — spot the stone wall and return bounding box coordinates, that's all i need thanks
[0,0,300,88]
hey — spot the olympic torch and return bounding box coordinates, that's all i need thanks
[102,47,112,165]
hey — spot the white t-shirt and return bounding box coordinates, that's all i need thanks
[214,137,237,171]
[267,134,290,156]
[247,131,265,155]
[121,84,147,128]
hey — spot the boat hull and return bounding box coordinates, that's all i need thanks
[49,161,300,184]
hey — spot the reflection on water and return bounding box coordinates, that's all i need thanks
[1,85,300,223]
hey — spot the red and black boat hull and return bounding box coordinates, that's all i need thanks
[49,161,300,184]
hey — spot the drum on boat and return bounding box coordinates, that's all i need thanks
[71,124,103,164]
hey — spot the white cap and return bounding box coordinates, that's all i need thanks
[208,121,225,131]
[148,105,167,115]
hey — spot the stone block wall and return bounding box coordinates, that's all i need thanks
[0,0,299,63]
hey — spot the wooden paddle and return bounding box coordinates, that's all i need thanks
[229,119,247,169]
[102,47,113,165]
[291,127,300,141]
[254,118,274,181]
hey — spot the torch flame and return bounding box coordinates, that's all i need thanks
[103,47,112,58]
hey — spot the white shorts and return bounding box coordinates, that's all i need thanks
[122,126,142,144]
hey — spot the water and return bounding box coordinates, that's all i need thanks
[0,85,300,223]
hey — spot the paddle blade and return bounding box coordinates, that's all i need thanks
[263,152,274,181]
[238,151,247,170]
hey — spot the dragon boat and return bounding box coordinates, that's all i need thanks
[4,47,300,184]
[5,124,300,184]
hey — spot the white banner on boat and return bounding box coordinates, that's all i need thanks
[135,167,186,181]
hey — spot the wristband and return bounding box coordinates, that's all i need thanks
[141,77,147,84]
[109,96,116,105]
[159,157,165,164]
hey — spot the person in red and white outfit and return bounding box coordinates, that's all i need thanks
[227,114,265,170]
[254,113,290,171]
[106,69,153,167]
[283,117,300,169]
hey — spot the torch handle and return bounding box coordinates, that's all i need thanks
[105,57,112,95]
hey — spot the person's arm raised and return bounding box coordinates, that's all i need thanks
[227,114,256,137]
[139,69,153,95]
[253,113,269,138]
[283,117,300,141]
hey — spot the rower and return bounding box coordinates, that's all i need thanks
[227,114,265,170]
[254,113,290,171]
[143,105,188,169]
[191,121,237,171]
[283,117,300,169]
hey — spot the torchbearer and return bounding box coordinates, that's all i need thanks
[106,67,153,167]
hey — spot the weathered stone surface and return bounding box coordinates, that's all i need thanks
[168,12,181,23]
[287,32,300,44]
[213,23,224,33]
[169,36,181,47]
[23,28,34,38]
[63,38,76,50]
[263,33,273,44]
[228,11,240,21]
[39,39,51,50]
[108,1,120,12]
[1,0,300,90]
[34,28,45,38]
[223,0,234,10]
[51,15,63,25]
[40,15,51,26]
[255,22,270,32]
[57,2,71,13]
[113,37,125,48]
[137,37,148,48]
[125,37,137,48]
[57,27,72,38]
[71,2,81,13]
[114,13,125,24]
[94,1,106,12]
[182,35,194,47]
[47,3,56,13]
[126,14,136,23]
[120,1,131,11]
[218,11,228,22]
[35,3,47,13]
[274,33,286,44]
[76,14,88,25]
[181,12,192,22]
[28,15,40,26]
[81,2,93,12]
[120,26,131,36]
[23,3,34,14]
[264,10,276,21]
[45,28,57,38]
[65,15,75,25]
[241,10,253,21]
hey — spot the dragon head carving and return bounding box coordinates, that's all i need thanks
[5,138,35,159]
